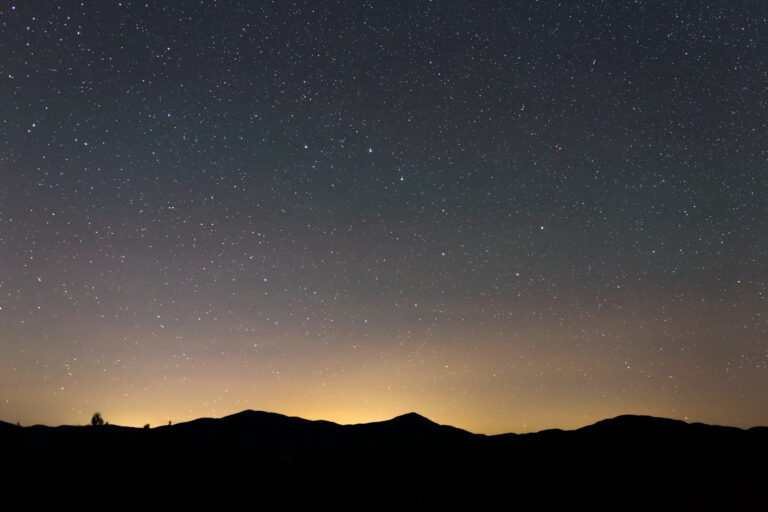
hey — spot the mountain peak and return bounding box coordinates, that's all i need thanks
[391,412,433,424]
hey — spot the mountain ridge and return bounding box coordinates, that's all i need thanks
[2,410,766,509]
[3,410,761,435]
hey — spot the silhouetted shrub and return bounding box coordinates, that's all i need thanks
[91,412,105,426]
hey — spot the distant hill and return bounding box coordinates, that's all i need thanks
[2,412,766,510]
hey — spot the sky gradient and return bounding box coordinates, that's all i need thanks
[1,0,766,434]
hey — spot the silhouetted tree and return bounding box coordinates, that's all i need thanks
[91,412,105,426]
[144,424,150,429]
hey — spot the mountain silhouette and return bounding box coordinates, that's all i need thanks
[2,411,766,510]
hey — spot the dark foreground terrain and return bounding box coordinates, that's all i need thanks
[2,411,766,510]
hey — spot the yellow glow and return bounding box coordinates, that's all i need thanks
[3,310,766,434]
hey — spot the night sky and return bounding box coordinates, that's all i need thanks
[1,1,766,434]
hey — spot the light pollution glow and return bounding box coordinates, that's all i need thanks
[3,302,764,434]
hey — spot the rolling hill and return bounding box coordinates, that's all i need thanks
[2,411,765,509]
